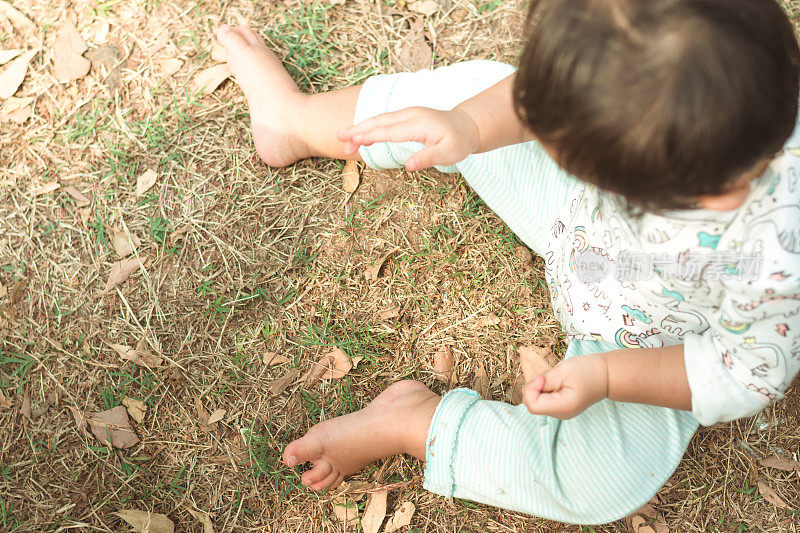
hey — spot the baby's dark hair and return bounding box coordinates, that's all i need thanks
[513,0,800,210]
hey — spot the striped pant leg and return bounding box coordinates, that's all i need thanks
[423,339,699,524]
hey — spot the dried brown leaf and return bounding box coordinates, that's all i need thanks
[364,248,398,281]
[54,21,91,82]
[378,307,400,320]
[342,160,361,193]
[263,352,290,365]
[519,346,554,382]
[510,374,525,405]
[33,181,60,196]
[361,490,387,533]
[207,408,226,425]
[269,369,301,396]
[0,48,34,98]
[88,405,139,449]
[186,508,214,533]
[0,389,11,409]
[757,481,788,508]
[474,313,502,328]
[121,397,147,425]
[62,185,90,207]
[104,257,146,294]
[112,342,162,368]
[0,95,32,122]
[0,2,36,33]
[136,168,158,196]
[408,0,438,16]
[759,454,800,472]
[516,245,533,264]
[20,387,31,419]
[192,64,231,95]
[473,362,490,398]
[0,49,21,66]
[432,346,454,383]
[331,497,359,526]
[116,509,174,533]
[306,348,353,384]
[158,58,183,76]
[384,501,415,532]
[631,515,656,533]
[110,228,141,258]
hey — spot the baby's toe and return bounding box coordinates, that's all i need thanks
[301,460,333,487]
[310,469,341,492]
[284,433,324,467]
[216,25,249,52]
[234,25,265,47]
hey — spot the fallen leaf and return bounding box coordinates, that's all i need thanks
[759,454,800,472]
[62,185,90,207]
[158,58,183,76]
[112,342,163,368]
[69,406,92,437]
[516,245,533,264]
[0,49,20,66]
[88,405,139,449]
[104,257,146,294]
[631,515,655,533]
[474,313,501,328]
[191,64,231,95]
[263,352,290,365]
[473,362,490,398]
[136,168,158,196]
[518,346,555,382]
[331,497,359,526]
[0,94,31,122]
[342,160,361,193]
[510,374,525,405]
[377,307,400,320]
[110,228,141,258]
[399,20,432,72]
[757,481,787,508]
[408,0,439,16]
[20,387,31,419]
[432,345,454,383]
[384,501,415,532]
[306,348,353,384]
[54,20,91,82]
[364,248,398,281]
[0,2,36,33]
[0,48,35,98]
[33,181,60,196]
[0,390,11,409]
[269,369,300,395]
[116,509,174,533]
[361,490,387,533]
[186,508,214,533]
[207,408,226,425]
[30,391,58,419]
[86,44,122,91]
[121,397,147,425]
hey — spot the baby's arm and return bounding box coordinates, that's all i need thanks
[337,73,535,170]
[522,345,692,419]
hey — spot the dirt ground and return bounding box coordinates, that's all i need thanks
[1,0,799,531]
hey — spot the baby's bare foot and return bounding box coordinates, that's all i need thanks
[216,25,311,167]
[283,380,440,491]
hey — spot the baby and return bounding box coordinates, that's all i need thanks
[217,0,800,525]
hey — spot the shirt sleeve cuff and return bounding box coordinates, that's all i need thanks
[683,333,766,426]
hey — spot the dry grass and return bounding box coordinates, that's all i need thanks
[1,0,799,531]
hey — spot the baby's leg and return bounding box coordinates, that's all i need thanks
[282,380,439,490]
[217,25,364,166]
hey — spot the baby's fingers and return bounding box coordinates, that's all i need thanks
[337,109,418,142]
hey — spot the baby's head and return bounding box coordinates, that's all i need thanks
[513,0,800,210]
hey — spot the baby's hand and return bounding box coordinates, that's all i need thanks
[337,107,481,171]
[522,354,609,420]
